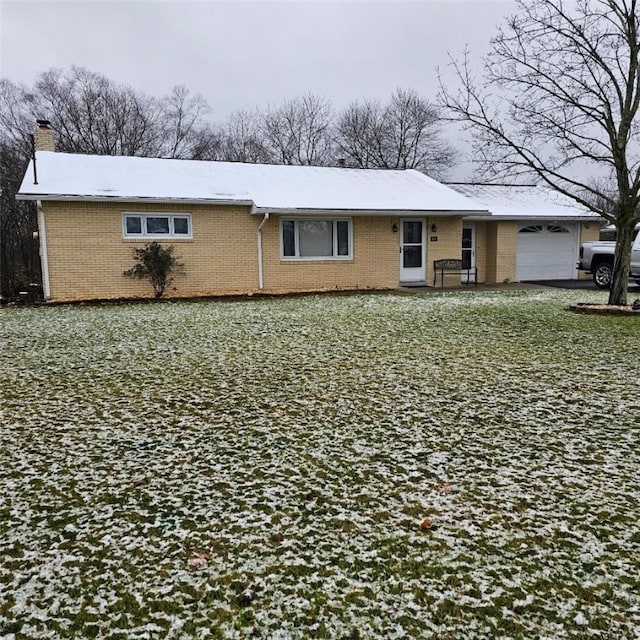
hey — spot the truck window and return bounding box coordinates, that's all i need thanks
[599,226,640,241]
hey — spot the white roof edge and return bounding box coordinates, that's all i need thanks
[253,207,491,216]
[463,214,602,222]
[18,193,491,217]
[16,194,256,207]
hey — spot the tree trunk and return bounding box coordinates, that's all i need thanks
[608,212,635,306]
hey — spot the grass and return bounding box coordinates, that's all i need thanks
[1,288,639,639]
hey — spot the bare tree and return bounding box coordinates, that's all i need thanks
[159,85,217,159]
[0,80,40,298]
[221,109,273,163]
[0,79,34,154]
[186,128,225,161]
[336,89,457,177]
[0,142,40,299]
[440,0,640,305]
[336,99,381,169]
[262,94,335,165]
[34,66,163,156]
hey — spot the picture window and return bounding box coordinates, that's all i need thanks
[281,219,352,259]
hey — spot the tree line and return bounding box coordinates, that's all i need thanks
[0,67,455,299]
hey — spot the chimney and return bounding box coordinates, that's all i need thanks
[336,158,346,168]
[33,120,56,152]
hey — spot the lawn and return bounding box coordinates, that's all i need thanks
[1,289,639,639]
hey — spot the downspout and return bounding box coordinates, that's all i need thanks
[256,212,270,290]
[37,201,51,299]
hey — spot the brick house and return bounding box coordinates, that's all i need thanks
[17,122,599,302]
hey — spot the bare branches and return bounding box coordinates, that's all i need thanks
[335,89,456,176]
[160,86,217,159]
[219,110,272,164]
[262,94,335,166]
[440,0,640,304]
[32,67,162,156]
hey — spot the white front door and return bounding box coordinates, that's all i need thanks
[400,219,426,283]
[462,224,476,283]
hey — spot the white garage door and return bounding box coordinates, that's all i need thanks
[516,223,579,280]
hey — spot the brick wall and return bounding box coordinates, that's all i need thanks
[33,128,55,152]
[42,201,260,300]
[474,222,487,283]
[41,203,407,301]
[46,202,592,300]
[479,221,519,283]
[261,216,398,293]
[425,217,464,286]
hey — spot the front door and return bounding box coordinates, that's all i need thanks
[400,219,426,283]
[461,223,476,283]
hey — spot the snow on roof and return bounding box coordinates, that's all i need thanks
[17,152,489,215]
[448,183,601,220]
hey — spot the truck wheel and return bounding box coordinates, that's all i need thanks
[593,262,612,289]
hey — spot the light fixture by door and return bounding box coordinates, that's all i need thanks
[392,223,398,233]
[431,224,437,233]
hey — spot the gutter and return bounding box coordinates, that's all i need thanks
[462,214,603,222]
[16,194,256,207]
[37,201,51,299]
[16,194,491,218]
[251,207,491,217]
[256,212,270,290]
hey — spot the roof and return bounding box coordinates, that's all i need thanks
[17,151,489,216]
[448,183,601,221]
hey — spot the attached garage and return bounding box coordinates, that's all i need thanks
[516,222,579,280]
[448,183,602,283]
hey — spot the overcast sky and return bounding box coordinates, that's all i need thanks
[1,0,516,113]
[1,0,517,177]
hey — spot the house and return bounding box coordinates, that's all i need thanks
[17,122,491,302]
[448,183,601,281]
[17,122,600,302]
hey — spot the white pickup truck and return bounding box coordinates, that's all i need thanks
[578,225,640,288]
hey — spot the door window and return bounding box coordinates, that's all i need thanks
[462,227,473,268]
[402,221,423,269]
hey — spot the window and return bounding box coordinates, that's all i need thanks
[123,214,192,238]
[281,219,352,259]
[599,226,640,241]
[547,224,570,233]
[518,225,543,233]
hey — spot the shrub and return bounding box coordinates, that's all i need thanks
[124,242,184,298]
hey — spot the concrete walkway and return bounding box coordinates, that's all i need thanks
[398,282,544,293]
[399,279,640,293]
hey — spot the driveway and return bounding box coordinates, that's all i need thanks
[524,279,640,292]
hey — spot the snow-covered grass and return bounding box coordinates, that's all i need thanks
[1,289,639,639]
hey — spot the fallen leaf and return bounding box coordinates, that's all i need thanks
[419,518,432,531]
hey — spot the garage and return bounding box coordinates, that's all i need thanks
[516,222,579,280]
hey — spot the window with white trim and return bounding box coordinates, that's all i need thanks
[123,214,192,238]
[281,219,352,259]
[518,225,543,233]
[547,224,570,233]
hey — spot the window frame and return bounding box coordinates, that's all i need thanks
[547,224,570,234]
[122,213,193,239]
[518,224,544,234]
[280,217,353,261]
